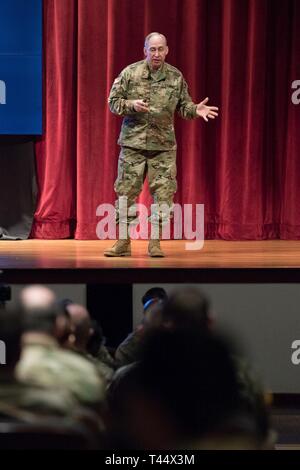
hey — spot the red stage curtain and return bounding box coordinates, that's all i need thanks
[31,0,300,240]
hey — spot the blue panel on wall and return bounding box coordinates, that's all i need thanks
[0,0,42,134]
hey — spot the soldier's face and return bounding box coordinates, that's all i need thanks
[144,35,169,70]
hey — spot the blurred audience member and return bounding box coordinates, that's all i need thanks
[110,287,271,447]
[160,287,211,331]
[108,328,266,449]
[115,287,168,367]
[160,288,270,441]
[65,302,114,382]
[16,285,106,413]
[87,319,116,370]
[0,307,79,420]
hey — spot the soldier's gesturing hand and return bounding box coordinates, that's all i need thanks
[196,97,219,122]
[132,99,150,113]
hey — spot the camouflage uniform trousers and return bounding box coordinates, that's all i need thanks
[114,146,177,232]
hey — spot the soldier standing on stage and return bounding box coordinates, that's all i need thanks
[104,32,218,258]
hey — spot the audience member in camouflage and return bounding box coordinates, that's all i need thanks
[0,380,79,420]
[0,307,79,421]
[16,334,106,410]
[65,302,114,383]
[16,285,107,412]
[104,32,218,257]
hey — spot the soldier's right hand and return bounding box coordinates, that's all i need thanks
[132,99,149,113]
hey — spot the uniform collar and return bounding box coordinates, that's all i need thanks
[22,332,59,348]
[143,60,166,81]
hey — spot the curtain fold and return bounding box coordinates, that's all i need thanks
[32,0,300,240]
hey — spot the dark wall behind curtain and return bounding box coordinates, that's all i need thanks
[0,137,37,239]
[31,0,300,240]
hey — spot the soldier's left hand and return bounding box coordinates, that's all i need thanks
[196,97,219,122]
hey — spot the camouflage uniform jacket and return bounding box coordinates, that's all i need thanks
[16,334,106,409]
[0,377,78,419]
[108,60,198,150]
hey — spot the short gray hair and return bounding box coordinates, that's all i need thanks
[144,32,167,48]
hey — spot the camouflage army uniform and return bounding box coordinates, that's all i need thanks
[16,334,106,410]
[96,344,117,370]
[109,60,198,227]
[73,348,115,384]
[0,377,79,420]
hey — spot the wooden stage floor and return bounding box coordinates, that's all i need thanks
[1,239,300,283]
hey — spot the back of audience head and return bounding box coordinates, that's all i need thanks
[64,303,92,353]
[141,287,168,329]
[19,285,61,337]
[142,287,167,308]
[160,287,211,332]
[19,286,75,349]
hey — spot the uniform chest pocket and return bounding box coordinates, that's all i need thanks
[127,81,149,99]
[151,83,179,99]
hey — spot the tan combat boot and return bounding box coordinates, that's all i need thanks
[104,239,131,257]
[148,239,165,257]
